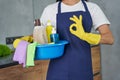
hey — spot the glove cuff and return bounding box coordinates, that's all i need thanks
[83,33,101,45]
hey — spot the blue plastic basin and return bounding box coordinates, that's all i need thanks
[35,40,68,60]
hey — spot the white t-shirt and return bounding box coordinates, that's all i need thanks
[40,1,110,30]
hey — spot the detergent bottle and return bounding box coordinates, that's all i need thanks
[50,27,59,43]
[46,20,53,43]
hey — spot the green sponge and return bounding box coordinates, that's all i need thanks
[0,44,12,57]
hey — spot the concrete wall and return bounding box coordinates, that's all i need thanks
[0,0,34,45]
[33,0,56,19]
[90,0,120,80]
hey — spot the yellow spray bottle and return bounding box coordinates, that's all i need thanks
[46,20,53,43]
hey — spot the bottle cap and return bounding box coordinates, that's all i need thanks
[34,19,41,26]
[47,20,52,26]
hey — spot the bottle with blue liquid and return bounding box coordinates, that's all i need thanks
[50,27,59,43]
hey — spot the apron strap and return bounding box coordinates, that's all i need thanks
[82,0,89,12]
[58,1,61,14]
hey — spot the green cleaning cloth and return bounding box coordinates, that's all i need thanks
[26,42,38,67]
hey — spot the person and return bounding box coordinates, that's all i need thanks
[40,0,114,80]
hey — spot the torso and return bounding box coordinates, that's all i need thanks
[40,1,110,30]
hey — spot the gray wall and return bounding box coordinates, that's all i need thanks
[0,0,34,45]
[33,0,56,19]
[90,0,120,80]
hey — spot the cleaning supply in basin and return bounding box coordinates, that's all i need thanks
[34,19,41,26]
[20,36,33,43]
[33,19,48,44]
[13,40,29,67]
[50,27,59,43]
[26,42,38,67]
[13,39,22,48]
[13,36,33,48]
[46,20,53,43]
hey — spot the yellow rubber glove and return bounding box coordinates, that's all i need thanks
[13,39,22,48]
[13,36,33,48]
[69,15,101,45]
[20,36,33,43]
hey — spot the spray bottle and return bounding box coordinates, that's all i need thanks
[46,20,53,43]
[50,27,59,43]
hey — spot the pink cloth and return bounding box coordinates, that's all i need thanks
[13,40,29,67]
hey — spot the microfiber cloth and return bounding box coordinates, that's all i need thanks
[26,42,38,67]
[13,40,29,67]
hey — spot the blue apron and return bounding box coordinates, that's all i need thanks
[46,0,93,80]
